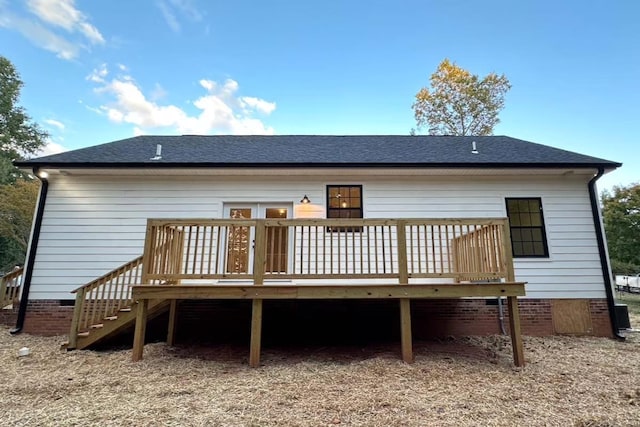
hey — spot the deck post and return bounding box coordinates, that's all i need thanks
[396,220,413,363]
[132,299,149,362]
[249,299,263,367]
[399,298,413,363]
[249,220,266,367]
[507,296,525,367]
[141,220,155,284]
[68,287,86,349]
[167,299,178,346]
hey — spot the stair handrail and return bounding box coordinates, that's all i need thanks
[68,256,144,348]
[1,267,24,308]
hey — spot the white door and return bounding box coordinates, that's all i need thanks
[223,203,291,274]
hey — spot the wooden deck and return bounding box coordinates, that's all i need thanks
[121,217,526,367]
[67,217,526,365]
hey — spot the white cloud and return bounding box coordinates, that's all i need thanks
[27,0,104,44]
[157,0,203,33]
[87,63,108,83]
[88,65,276,135]
[37,141,67,157]
[44,119,65,130]
[0,0,103,60]
[157,1,180,32]
[0,11,80,59]
[240,96,277,115]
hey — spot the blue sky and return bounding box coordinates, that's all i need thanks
[0,0,638,191]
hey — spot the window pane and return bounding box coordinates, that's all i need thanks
[507,199,519,213]
[511,229,522,242]
[512,242,524,256]
[530,212,542,226]
[518,200,529,211]
[531,228,543,242]
[529,199,540,212]
[533,241,545,255]
[522,241,534,255]
[520,213,531,226]
[520,228,533,242]
[329,187,340,199]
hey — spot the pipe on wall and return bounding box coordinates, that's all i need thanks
[587,167,624,340]
[10,169,49,335]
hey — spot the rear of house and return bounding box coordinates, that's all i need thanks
[3,135,621,345]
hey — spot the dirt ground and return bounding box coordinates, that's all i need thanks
[0,327,639,426]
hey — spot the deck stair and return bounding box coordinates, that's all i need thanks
[66,256,170,350]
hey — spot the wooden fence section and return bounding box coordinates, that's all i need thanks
[142,218,515,283]
[0,267,24,309]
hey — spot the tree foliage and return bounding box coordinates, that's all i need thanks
[602,183,640,272]
[0,56,48,184]
[0,179,39,271]
[412,59,511,136]
[0,56,47,271]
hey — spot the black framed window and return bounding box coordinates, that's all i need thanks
[327,185,362,231]
[505,198,549,258]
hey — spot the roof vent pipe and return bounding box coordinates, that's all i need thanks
[471,141,479,154]
[150,144,162,161]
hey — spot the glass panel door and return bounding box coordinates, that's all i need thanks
[224,203,292,276]
[226,208,253,274]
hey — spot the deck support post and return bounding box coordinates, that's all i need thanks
[507,296,525,367]
[167,299,178,346]
[132,299,148,362]
[249,299,263,367]
[396,220,413,363]
[399,298,413,363]
[68,287,86,349]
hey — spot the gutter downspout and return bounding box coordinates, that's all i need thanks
[10,169,48,335]
[588,167,624,340]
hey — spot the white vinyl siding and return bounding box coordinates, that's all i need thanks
[29,173,605,300]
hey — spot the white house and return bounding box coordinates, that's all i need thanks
[5,135,623,359]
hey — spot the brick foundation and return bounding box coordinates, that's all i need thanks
[1,298,613,340]
[0,300,74,336]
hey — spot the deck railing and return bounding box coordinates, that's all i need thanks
[1,267,24,309]
[142,218,515,284]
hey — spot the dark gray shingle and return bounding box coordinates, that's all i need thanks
[15,135,621,168]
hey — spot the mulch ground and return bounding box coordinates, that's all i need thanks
[0,327,638,426]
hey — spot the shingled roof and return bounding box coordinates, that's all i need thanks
[15,135,621,169]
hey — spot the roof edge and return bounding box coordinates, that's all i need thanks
[13,161,622,170]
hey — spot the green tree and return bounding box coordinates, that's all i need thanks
[0,56,47,271]
[0,55,48,184]
[0,179,39,271]
[412,59,511,135]
[602,183,640,273]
